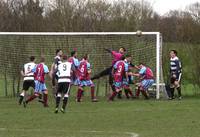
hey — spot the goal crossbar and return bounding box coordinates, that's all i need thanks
[0,32,160,35]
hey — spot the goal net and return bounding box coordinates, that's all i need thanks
[0,32,164,99]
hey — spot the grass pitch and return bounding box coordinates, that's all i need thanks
[0,96,200,137]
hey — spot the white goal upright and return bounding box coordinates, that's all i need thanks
[0,32,163,99]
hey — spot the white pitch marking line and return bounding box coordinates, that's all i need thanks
[81,130,139,137]
[0,128,139,137]
[0,128,6,131]
[125,132,139,137]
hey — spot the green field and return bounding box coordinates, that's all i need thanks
[1,96,200,137]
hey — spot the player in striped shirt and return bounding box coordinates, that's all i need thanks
[108,55,129,101]
[55,55,72,113]
[50,49,63,96]
[91,47,126,93]
[122,55,135,99]
[24,57,51,107]
[76,54,98,102]
[130,63,154,99]
[169,50,182,100]
[68,49,79,85]
[19,56,36,105]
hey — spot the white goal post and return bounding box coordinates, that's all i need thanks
[0,32,163,99]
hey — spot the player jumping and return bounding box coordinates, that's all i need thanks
[76,54,98,102]
[19,56,36,105]
[55,55,72,113]
[91,47,126,93]
[23,57,51,107]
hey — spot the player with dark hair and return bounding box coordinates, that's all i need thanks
[108,55,129,101]
[122,55,135,99]
[91,47,126,94]
[68,49,79,85]
[23,57,51,107]
[76,54,98,102]
[50,49,63,96]
[18,56,36,105]
[129,63,154,99]
[169,50,182,100]
[54,55,72,113]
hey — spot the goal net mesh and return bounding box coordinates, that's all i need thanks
[0,33,163,99]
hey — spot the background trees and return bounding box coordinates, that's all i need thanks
[0,0,199,43]
[0,0,200,96]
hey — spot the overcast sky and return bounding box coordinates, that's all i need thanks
[45,0,199,15]
[136,0,199,15]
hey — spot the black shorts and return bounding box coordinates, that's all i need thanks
[57,82,71,94]
[170,73,181,84]
[23,80,35,91]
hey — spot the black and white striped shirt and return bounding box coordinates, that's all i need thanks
[170,56,182,81]
[54,56,62,69]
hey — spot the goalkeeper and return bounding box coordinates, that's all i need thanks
[91,47,127,92]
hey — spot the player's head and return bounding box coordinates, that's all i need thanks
[62,55,68,61]
[71,50,77,57]
[125,54,132,62]
[119,47,126,54]
[30,56,35,62]
[83,54,89,60]
[40,56,45,63]
[138,62,145,68]
[170,50,177,58]
[121,55,125,60]
[56,49,63,57]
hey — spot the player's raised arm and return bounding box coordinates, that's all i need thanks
[104,48,112,53]
[129,62,140,70]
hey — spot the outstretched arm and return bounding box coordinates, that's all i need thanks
[104,48,112,53]
[129,72,140,77]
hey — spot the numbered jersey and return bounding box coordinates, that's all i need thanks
[32,63,49,83]
[77,60,90,80]
[23,62,36,81]
[57,62,72,83]
[113,60,128,82]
